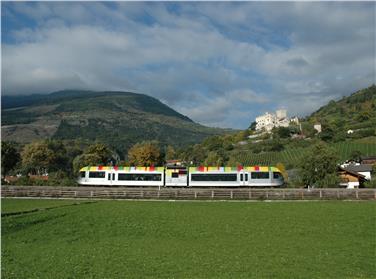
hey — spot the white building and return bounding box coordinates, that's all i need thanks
[255,109,294,132]
[313,124,322,133]
[290,116,299,125]
[255,112,277,131]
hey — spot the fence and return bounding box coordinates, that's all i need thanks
[2,186,376,201]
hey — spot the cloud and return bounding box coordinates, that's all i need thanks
[1,2,375,128]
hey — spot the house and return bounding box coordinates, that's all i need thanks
[344,164,373,181]
[313,124,322,133]
[338,167,367,188]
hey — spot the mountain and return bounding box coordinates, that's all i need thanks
[306,85,376,138]
[1,90,231,152]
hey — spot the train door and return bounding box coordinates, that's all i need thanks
[165,166,188,186]
[239,171,249,186]
[107,171,115,186]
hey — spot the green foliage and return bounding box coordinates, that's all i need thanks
[127,141,163,166]
[72,143,113,174]
[248,121,256,131]
[1,141,21,176]
[2,200,375,278]
[301,122,317,138]
[48,171,78,186]
[204,151,225,166]
[299,143,339,187]
[85,143,113,164]
[21,140,68,175]
[165,145,176,161]
[308,85,376,142]
[350,150,362,162]
[364,179,376,188]
[274,127,291,138]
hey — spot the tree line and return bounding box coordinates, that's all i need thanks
[2,139,374,188]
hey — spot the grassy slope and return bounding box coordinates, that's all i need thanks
[2,199,375,278]
[308,85,376,131]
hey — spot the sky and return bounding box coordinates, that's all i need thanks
[1,1,375,129]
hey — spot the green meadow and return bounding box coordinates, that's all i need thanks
[2,199,375,278]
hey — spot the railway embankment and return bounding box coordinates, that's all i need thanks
[2,186,376,201]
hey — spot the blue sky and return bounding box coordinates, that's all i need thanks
[1,2,375,128]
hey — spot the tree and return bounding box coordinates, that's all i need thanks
[85,143,113,164]
[1,141,21,176]
[301,122,316,138]
[72,143,114,173]
[21,141,57,174]
[276,162,288,181]
[165,145,176,161]
[204,151,225,166]
[128,141,162,166]
[249,121,257,131]
[350,150,362,162]
[72,153,103,174]
[275,127,291,138]
[299,142,339,187]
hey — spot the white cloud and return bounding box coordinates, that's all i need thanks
[1,2,375,128]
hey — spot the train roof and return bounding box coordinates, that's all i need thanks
[189,166,280,172]
[80,166,165,172]
[80,166,281,172]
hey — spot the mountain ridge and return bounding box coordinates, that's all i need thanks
[1,90,231,153]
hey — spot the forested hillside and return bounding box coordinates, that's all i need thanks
[1,90,229,153]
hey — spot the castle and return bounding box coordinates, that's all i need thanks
[255,109,298,132]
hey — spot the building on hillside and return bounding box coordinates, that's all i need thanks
[290,116,299,125]
[313,124,322,133]
[344,164,373,181]
[255,109,294,132]
[338,167,367,188]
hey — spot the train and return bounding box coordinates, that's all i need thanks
[78,165,284,187]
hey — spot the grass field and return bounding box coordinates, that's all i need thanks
[2,199,375,278]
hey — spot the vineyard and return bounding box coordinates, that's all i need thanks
[233,142,376,168]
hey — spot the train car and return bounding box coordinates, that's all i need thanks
[189,166,240,187]
[78,165,284,187]
[242,166,284,187]
[188,166,284,187]
[78,166,164,187]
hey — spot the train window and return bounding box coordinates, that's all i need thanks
[80,171,86,178]
[251,172,269,179]
[245,173,248,181]
[191,174,237,181]
[273,172,282,179]
[240,174,243,181]
[89,171,105,178]
[108,173,111,180]
[172,172,179,178]
[118,173,162,181]
[112,173,115,180]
